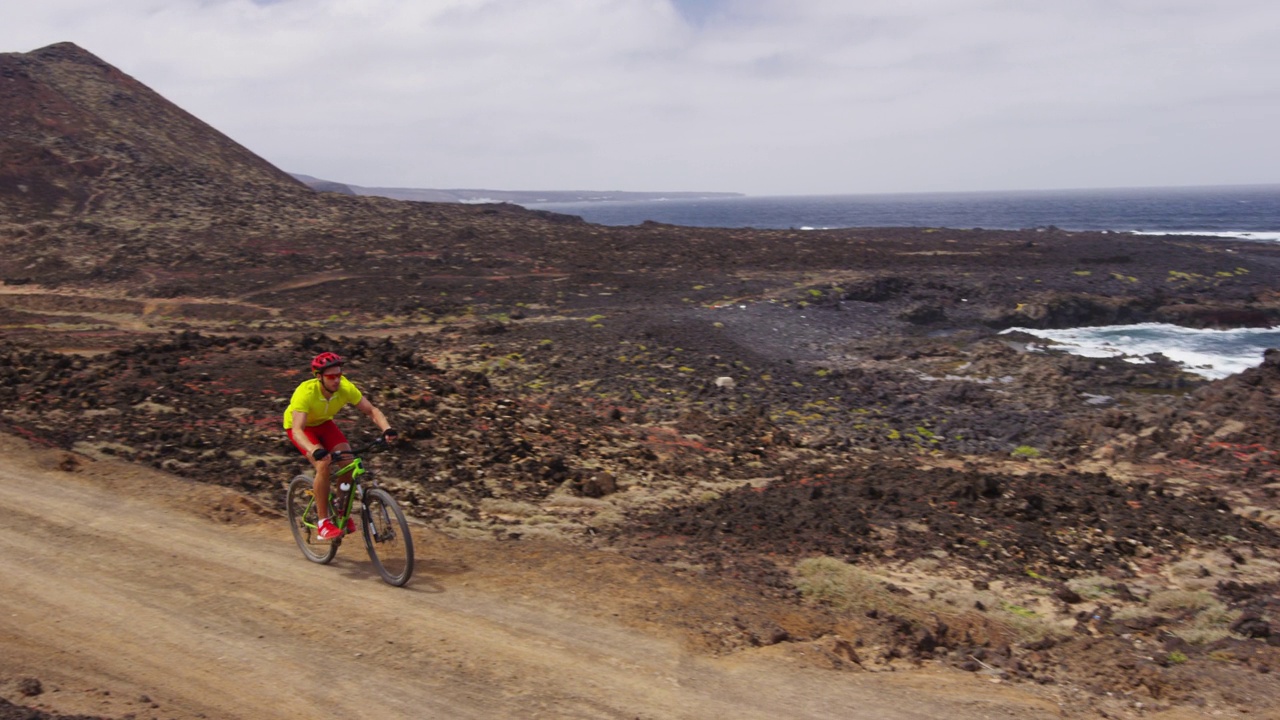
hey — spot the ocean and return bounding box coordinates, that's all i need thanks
[1000,325,1280,381]
[525,183,1280,240]
[524,184,1280,379]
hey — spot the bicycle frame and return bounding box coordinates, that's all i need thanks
[332,459,361,526]
[286,435,413,585]
[300,441,383,534]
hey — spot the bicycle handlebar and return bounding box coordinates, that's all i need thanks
[330,435,392,463]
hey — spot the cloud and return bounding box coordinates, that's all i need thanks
[3,0,1278,194]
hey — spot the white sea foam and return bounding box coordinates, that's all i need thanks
[1001,323,1280,380]
[1129,230,1280,243]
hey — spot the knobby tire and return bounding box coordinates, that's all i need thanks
[286,475,339,564]
[361,487,414,586]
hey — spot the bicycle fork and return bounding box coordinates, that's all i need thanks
[365,500,396,543]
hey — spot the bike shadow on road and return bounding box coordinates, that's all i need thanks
[327,554,466,593]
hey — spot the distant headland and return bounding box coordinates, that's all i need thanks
[290,174,744,204]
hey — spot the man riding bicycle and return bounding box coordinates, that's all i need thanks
[284,351,397,540]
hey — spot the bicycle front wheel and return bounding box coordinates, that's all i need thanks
[287,475,338,564]
[361,487,414,586]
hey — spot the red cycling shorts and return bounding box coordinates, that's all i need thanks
[287,420,348,456]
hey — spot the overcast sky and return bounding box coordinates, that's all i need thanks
[5,0,1279,196]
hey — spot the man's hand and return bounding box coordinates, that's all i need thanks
[311,447,329,461]
[382,428,399,443]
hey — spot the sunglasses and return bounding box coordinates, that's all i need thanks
[320,371,343,379]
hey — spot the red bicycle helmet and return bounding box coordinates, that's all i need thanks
[310,351,344,374]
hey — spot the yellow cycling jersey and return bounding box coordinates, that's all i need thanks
[282,376,364,429]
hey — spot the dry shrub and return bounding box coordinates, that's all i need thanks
[1145,590,1242,645]
[793,556,1062,647]
[1065,574,1118,600]
[479,498,542,517]
[1146,589,1219,613]
[794,557,895,612]
[585,508,625,529]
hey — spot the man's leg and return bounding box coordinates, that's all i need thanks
[310,422,351,533]
[313,458,332,521]
[289,425,336,529]
[329,442,354,532]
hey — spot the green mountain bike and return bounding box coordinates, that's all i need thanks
[286,436,415,587]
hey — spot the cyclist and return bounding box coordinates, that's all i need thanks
[284,351,398,540]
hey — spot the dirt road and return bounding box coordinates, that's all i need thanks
[0,437,1061,720]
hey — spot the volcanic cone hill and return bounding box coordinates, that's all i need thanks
[3,41,1280,718]
[0,42,308,219]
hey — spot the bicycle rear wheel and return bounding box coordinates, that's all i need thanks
[287,475,339,564]
[361,487,414,586]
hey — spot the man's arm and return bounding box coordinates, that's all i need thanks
[355,397,392,435]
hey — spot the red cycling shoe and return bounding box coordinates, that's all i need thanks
[316,517,342,541]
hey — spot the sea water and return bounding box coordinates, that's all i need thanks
[524,184,1280,379]
[1001,324,1280,380]
[525,184,1280,238]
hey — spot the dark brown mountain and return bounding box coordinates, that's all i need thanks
[0,42,581,297]
[0,41,306,221]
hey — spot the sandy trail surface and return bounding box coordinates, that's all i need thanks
[0,438,1061,720]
